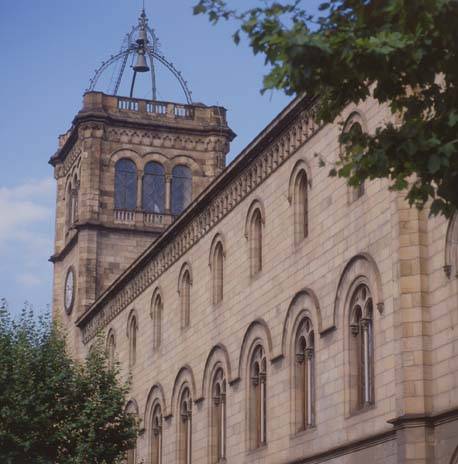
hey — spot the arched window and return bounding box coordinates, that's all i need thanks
[445,212,458,278]
[342,119,365,201]
[349,284,374,411]
[115,159,137,210]
[127,313,137,368]
[211,241,224,305]
[66,182,73,231]
[248,208,263,276]
[151,291,162,351]
[178,387,192,464]
[293,170,308,242]
[150,403,163,464]
[294,318,315,431]
[126,401,138,464]
[179,268,192,329]
[171,165,192,215]
[211,368,226,463]
[106,330,116,369]
[72,174,79,223]
[249,345,267,449]
[143,161,165,213]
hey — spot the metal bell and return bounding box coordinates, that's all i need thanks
[133,50,149,72]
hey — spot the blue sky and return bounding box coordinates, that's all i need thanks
[0,0,320,315]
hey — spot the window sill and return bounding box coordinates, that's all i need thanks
[290,425,317,440]
[246,444,268,456]
[347,402,376,419]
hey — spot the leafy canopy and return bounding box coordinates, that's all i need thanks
[194,0,458,217]
[0,301,140,464]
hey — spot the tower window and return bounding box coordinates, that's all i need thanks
[115,158,137,210]
[127,312,137,368]
[293,170,308,243]
[143,161,165,213]
[179,268,192,330]
[151,291,163,351]
[171,165,192,215]
[248,208,263,276]
[211,240,224,305]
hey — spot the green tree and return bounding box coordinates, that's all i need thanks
[0,301,140,464]
[194,0,458,217]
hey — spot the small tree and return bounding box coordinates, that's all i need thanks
[194,0,458,217]
[0,300,140,464]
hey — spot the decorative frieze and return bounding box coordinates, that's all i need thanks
[80,102,321,344]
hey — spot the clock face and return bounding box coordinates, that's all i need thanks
[64,268,75,314]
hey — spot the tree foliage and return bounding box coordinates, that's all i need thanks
[194,0,458,217]
[0,301,140,464]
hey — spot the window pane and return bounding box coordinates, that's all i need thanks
[171,165,192,215]
[115,159,137,210]
[143,162,165,213]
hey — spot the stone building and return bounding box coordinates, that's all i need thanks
[50,10,458,464]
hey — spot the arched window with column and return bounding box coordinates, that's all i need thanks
[143,161,165,213]
[150,402,163,464]
[249,344,267,449]
[178,387,192,464]
[294,317,315,432]
[171,165,192,215]
[114,158,137,210]
[211,368,226,463]
[349,284,374,412]
[125,400,138,464]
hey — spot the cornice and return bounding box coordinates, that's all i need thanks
[76,95,320,343]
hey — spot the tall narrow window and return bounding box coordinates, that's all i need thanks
[293,170,308,243]
[249,345,267,449]
[66,182,73,231]
[151,403,163,464]
[115,159,137,210]
[127,313,137,368]
[179,388,192,464]
[106,331,116,369]
[143,161,165,213]
[151,291,162,351]
[171,165,192,215]
[179,269,192,329]
[211,369,226,463]
[211,241,224,305]
[349,284,374,411]
[72,175,79,223]
[249,209,263,276]
[294,318,315,432]
[342,120,365,201]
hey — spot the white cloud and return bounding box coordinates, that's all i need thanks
[0,178,54,243]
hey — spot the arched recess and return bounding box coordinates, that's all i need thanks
[126,398,139,415]
[200,343,233,400]
[208,233,226,266]
[170,365,197,418]
[333,253,384,330]
[140,151,171,172]
[281,288,322,358]
[177,262,193,292]
[126,308,138,337]
[287,159,313,203]
[144,383,168,424]
[243,198,266,238]
[236,319,274,383]
[170,154,204,177]
[445,212,458,278]
[108,148,143,172]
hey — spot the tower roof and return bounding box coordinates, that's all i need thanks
[87,9,192,103]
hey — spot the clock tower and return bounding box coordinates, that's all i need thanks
[50,10,235,355]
